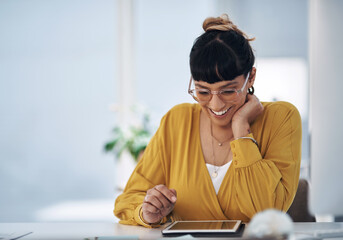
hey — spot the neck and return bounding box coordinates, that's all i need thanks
[210,119,234,144]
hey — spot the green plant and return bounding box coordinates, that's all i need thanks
[104,111,152,162]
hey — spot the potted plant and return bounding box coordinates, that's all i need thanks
[104,112,151,162]
[104,107,153,190]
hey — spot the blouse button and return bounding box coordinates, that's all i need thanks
[233,153,237,157]
[234,160,238,165]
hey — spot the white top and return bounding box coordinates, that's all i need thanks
[206,161,232,194]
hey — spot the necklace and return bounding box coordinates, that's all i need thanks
[210,121,231,178]
[211,135,231,146]
[209,121,231,146]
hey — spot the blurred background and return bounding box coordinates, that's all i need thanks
[0,0,309,222]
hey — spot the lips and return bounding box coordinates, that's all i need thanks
[210,107,232,117]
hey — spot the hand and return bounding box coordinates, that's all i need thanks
[232,94,264,138]
[142,184,177,224]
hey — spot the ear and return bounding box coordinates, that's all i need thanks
[247,67,256,89]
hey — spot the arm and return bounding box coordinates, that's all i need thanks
[231,98,301,219]
[113,114,176,227]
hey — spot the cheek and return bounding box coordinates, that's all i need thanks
[231,94,248,111]
[198,103,208,112]
[199,103,214,119]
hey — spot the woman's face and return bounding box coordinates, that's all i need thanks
[197,70,255,128]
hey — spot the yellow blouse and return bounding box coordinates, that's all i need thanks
[114,101,302,226]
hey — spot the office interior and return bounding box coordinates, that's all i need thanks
[1,0,342,226]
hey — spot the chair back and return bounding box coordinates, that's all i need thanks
[287,178,316,222]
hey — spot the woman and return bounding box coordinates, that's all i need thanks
[114,14,301,227]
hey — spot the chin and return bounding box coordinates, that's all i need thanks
[206,108,234,128]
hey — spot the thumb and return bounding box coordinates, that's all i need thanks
[170,188,177,198]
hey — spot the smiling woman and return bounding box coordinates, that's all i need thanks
[114,14,301,227]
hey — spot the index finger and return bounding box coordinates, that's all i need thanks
[246,93,255,101]
[154,185,177,203]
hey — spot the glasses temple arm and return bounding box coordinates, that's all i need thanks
[240,72,250,92]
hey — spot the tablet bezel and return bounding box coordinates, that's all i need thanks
[162,220,242,234]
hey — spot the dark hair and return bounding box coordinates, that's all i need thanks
[190,15,255,83]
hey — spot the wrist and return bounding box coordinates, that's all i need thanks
[139,207,163,226]
[232,120,250,139]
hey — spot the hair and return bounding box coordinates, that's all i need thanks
[190,14,255,83]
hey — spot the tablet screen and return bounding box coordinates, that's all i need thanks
[162,220,241,234]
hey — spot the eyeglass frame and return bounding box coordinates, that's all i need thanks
[188,72,251,103]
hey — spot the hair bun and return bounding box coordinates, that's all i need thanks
[202,13,255,41]
[202,14,234,32]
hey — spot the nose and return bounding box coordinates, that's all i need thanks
[208,93,225,111]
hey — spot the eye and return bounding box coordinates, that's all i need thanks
[196,89,210,95]
[221,89,236,96]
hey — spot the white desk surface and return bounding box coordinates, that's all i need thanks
[1,222,343,240]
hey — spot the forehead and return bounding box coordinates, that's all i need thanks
[194,79,241,89]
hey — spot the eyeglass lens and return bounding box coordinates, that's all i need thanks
[194,89,239,102]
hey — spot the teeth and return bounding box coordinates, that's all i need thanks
[211,108,230,116]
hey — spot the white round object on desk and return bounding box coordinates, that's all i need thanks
[245,209,294,239]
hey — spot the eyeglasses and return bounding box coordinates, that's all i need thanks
[188,72,250,103]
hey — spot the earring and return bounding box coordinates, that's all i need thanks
[248,86,255,95]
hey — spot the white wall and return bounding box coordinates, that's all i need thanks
[0,0,117,221]
[309,0,343,216]
[216,0,309,59]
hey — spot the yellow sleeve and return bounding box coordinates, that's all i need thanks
[230,102,302,219]
[113,114,171,227]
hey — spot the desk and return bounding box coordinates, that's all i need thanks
[1,222,343,239]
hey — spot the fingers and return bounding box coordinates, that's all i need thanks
[245,94,264,121]
[144,194,163,210]
[154,185,177,203]
[249,94,263,109]
[246,94,263,107]
[246,93,258,102]
[141,185,177,224]
[142,200,161,214]
[143,185,177,213]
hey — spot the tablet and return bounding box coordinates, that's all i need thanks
[162,220,242,235]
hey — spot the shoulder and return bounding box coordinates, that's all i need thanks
[168,103,200,114]
[158,103,200,132]
[253,101,301,133]
[252,101,302,151]
[261,101,301,120]
[163,103,200,120]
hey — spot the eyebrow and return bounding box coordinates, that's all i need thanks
[195,81,239,89]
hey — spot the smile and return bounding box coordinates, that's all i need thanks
[210,107,231,116]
